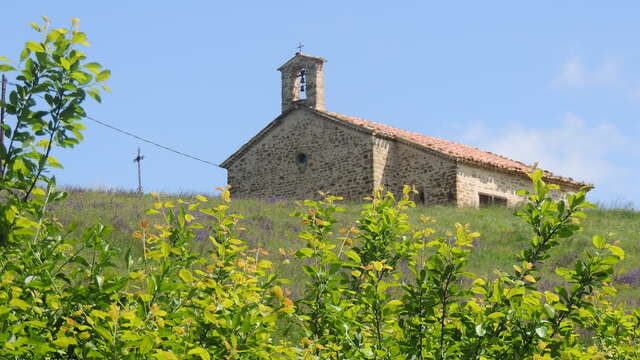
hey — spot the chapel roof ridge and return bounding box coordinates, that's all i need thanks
[311,108,589,189]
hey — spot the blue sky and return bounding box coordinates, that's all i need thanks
[2,1,639,207]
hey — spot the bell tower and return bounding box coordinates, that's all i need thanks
[277,52,326,113]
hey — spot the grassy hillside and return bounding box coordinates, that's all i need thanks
[48,187,640,306]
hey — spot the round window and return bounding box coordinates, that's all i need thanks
[295,152,308,165]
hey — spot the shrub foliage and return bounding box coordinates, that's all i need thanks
[0,19,638,359]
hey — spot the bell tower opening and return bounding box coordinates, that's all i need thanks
[297,68,307,100]
[277,50,326,113]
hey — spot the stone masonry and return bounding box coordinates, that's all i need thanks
[224,108,374,200]
[220,53,587,206]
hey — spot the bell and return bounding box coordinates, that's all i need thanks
[299,69,306,92]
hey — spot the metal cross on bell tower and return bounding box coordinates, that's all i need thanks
[133,147,144,193]
[294,42,306,93]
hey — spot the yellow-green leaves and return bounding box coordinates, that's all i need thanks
[47,156,64,169]
[71,31,89,45]
[0,56,13,71]
[70,71,92,85]
[344,250,361,263]
[96,69,111,82]
[606,244,625,260]
[9,298,30,311]
[26,41,45,53]
[187,348,211,360]
[179,269,194,284]
[154,350,178,360]
[593,235,606,248]
[53,336,78,349]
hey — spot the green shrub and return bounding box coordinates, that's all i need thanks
[1,19,638,360]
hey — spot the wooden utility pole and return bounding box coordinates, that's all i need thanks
[133,147,144,193]
[0,75,7,174]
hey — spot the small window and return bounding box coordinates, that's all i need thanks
[295,152,308,165]
[479,193,507,208]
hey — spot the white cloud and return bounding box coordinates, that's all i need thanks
[553,57,620,87]
[553,57,586,86]
[460,113,630,186]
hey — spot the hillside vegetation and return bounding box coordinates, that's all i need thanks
[2,20,639,358]
[49,187,640,306]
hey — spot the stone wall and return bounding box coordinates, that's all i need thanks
[373,138,458,205]
[226,108,374,200]
[455,163,577,207]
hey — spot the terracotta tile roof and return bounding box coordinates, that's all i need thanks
[315,109,587,188]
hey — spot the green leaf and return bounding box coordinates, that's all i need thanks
[295,248,314,258]
[544,303,556,318]
[470,286,487,295]
[20,48,31,61]
[88,88,102,103]
[601,255,620,265]
[94,325,113,342]
[12,158,28,175]
[360,348,374,358]
[83,62,102,74]
[592,235,606,249]
[70,71,92,85]
[487,312,504,320]
[555,267,572,278]
[26,41,45,53]
[344,250,361,263]
[0,64,14,72]
[60,57,71,71]
[140,335,154,354]
[71,31,89,45]
[179,269,193,283]
[53,336,77,349]
[0,56,11,63]
[606,245,625,260]
[385,299,403,308]
[46,30,62,43]
[9,298,29,310]
[96,69,111,82]
[187,348,211,360]
[475,324,486,337]
[535,326,548,338]
[154,350,178,360]
[95,275,104,290]
[47,156,64,169]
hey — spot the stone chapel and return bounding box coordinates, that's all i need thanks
[220,52,587,207]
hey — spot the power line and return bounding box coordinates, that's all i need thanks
[3,80,221,168]
[85,115,220,167]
